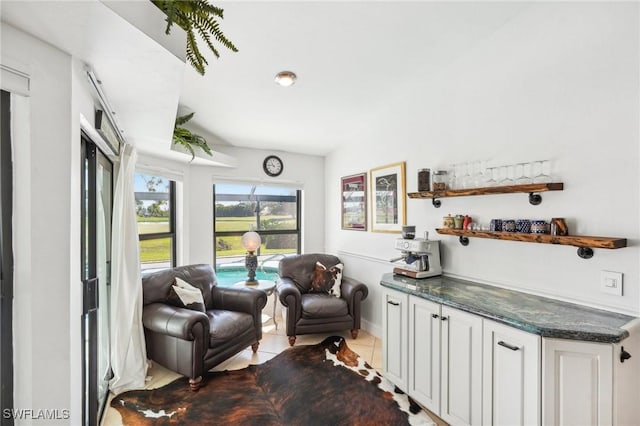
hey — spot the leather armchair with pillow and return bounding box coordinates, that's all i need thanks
[277,254,369,346]
[142,264,267,390]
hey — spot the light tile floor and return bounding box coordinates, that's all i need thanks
[102,313,444,425]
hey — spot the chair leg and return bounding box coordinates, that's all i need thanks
[189,376,202,392]
[351,329,359,339]
[288,336,296,346]
[251,342,260,353]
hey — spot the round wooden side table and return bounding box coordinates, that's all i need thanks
[233,280,278,330]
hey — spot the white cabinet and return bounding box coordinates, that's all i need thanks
[382,285,639,426]
[408,296,441,411]
[387,291,483,426]
[441,305,483,426]
[483,319,541,426]
[542,338,613,426]
[382,288,408,391]
[542,325,640,426]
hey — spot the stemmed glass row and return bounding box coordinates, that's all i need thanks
[448,160,552,190]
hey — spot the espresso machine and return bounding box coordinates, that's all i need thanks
[390,230,442,279]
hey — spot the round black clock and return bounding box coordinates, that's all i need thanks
[263,155,283,177]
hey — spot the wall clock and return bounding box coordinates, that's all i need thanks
[263,155,283,177]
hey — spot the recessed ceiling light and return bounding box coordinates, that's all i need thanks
[274,71,297,87]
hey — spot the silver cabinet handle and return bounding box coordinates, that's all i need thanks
[498,341,520,351]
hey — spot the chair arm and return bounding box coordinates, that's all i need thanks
[341,276,369,314]
[277,277,302,323]
[277,277,301,307]
[210,286,267,315]
[143,303,209,341]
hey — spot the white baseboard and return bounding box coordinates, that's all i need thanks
[361,317,381,340]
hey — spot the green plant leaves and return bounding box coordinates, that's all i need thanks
[172,112,212,161]
[151,0,237,75]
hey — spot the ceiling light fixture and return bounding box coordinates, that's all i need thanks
[274,71,297,87]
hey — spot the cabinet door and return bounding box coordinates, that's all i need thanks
[408,296,441,413]
[613,319,640,426]
[483,320,541,426]
[441,306,483,426]
[382,289,408,391]
[542,338,613,426]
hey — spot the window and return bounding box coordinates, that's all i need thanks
[214,183,301,266]
[135,173,176,271]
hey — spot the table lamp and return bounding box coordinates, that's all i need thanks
[241,231,261,285]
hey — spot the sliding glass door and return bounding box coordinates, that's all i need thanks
[81,134,113,425]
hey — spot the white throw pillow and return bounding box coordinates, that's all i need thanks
[167,277,206,312]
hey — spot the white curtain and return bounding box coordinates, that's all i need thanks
[109,144,147,395]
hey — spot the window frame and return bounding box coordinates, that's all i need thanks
[136,177,177,269]
[213,185,302,266]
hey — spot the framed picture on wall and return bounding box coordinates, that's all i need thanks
[370,162,406,233]
[341,173,367,231]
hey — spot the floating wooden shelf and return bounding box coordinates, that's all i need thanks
[436,228,627,259]
[408,183,564,207]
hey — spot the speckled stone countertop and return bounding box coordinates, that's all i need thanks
[380,273,636,343]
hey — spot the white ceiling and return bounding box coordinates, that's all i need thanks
[1,1,533,160]
[0,0,196,160]
[181,1,531,156]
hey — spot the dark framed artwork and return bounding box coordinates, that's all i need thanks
[341,173,367,231]
[370,162,406,233]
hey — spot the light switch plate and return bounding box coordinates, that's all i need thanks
[600,270,623,296]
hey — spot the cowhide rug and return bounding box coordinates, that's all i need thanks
[111,336,436,425]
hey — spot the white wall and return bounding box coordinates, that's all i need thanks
[2,23,81,425]
[326,2,640,335]
[139,144,325,266]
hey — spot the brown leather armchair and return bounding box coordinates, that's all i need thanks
[277,254,368,346]
[142,264,267,390]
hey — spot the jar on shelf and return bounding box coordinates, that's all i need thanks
[443,214,455,228]
[433,170,448,191]
[418,168,431,192]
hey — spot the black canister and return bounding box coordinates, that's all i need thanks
[418,168,431,192]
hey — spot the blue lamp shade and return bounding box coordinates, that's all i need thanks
[241,231,261,285]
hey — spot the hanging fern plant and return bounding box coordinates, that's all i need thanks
[152,0,238,75]
[172,112,212,160]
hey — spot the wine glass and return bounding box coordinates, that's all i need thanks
[515,162,533,184]
[485,167,498,186]
[533,160,552,183]
[448,164,458,190]
[498,165,515,186]
[462,162,474,189]
[473,160,487,187]
[455,163,466,189]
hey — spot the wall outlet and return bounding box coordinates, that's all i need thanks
[600,270,623,296]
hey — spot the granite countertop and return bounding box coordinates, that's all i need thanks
[380,273,635,343]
